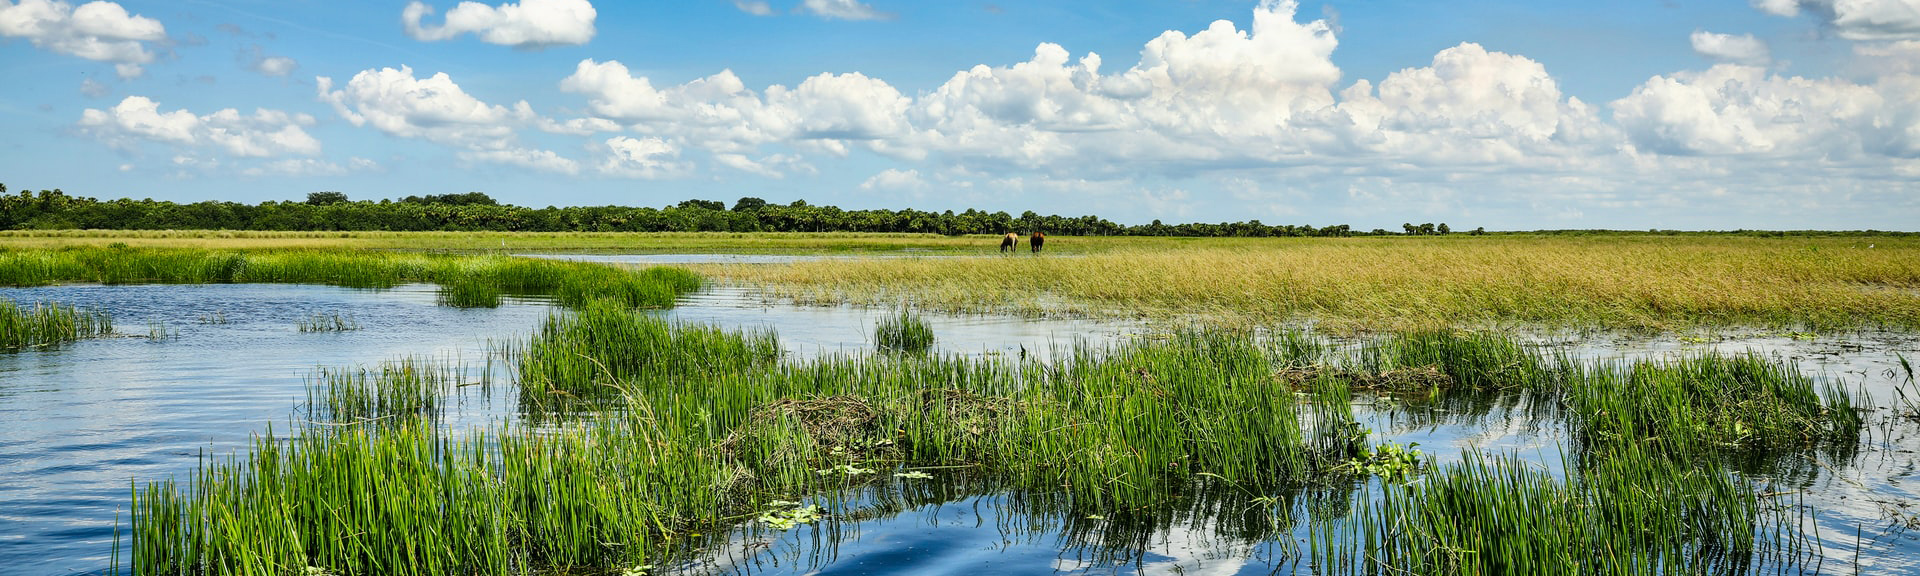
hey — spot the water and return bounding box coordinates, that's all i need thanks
[4,281,1920,574]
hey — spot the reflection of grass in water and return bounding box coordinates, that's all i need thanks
[296,313,360,333]
[873,309,933,353]
[0,298,111,350]
[123,325,1854,575]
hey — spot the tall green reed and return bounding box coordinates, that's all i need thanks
[0,298,111,350]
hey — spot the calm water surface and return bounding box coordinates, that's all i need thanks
[3,278,1920,575]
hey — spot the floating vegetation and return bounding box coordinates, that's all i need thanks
[0,297,111,350]
[194,310,229,324]
[758,502,826,530]
[296,313,360,333]
[874,308,934,353]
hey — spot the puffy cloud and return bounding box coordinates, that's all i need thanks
[403,0,595,47]
[1690,30,1771,64]
[318,65,532,148]
[1611,64,1893,156]
[1753,0,1920,40]
[319,65,587,171]
[799,0,893,21]
[734,1,773,16]
[78,96,322,158]
[0,0,164,77]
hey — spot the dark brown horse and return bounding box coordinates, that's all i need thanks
[1030,232,1045,253]
[1000,232,1018,253]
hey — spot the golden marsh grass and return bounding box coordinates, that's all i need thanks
[699,235,1920,331]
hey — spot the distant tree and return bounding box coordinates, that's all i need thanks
[1438,223,1451,235]
[789,199,809,207]
[1402,223,1415,235]
[732,197,768,212]
[400,192,497,206]
[1471,227,1486,236]
[677,199,725,211]
[306,191,348,206]
[1371,228,1389,236]
[1419,222,1436,235]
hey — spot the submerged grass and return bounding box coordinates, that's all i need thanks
[0,298,111,350]
[295,313,360,333]
[123,318,1863,575]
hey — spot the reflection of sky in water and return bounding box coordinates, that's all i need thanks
[4,280,1920,574]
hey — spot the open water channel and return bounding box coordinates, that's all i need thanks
[3,258,1919,575]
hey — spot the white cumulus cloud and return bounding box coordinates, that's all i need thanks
[0,0,164,77]
[78,95,322,158]
[403,0,595,47]
[318,65,532,148]
[1690,30,1771,64]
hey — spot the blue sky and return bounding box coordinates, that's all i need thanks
[2,0,1917,230]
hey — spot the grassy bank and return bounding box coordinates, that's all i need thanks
[123,311,1856,574]
[0,298,111,350]
[0,246,701,309]
[702,235,1920,331]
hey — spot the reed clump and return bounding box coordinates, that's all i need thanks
[1562,353,1862,457]
[1317,447,1771,575]
[874,309,934,353]
[308,358,454,422]
[0,298,111,350]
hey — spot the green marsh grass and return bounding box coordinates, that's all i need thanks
[1315,447,1774,575]
[0,298,111,350]
[307,358,454,422]
[123,323,1855,575]
[873,309,934,353]
[0,247,703,310]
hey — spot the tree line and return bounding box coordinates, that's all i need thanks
[0,185,1406,237]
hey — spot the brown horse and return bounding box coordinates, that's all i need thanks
[1000,232,1018,253]
[1030,232,1045,253]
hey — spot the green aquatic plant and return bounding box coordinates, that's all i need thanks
[874,308,934,353]
[758,501,826,530]
[0,298,111,350]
